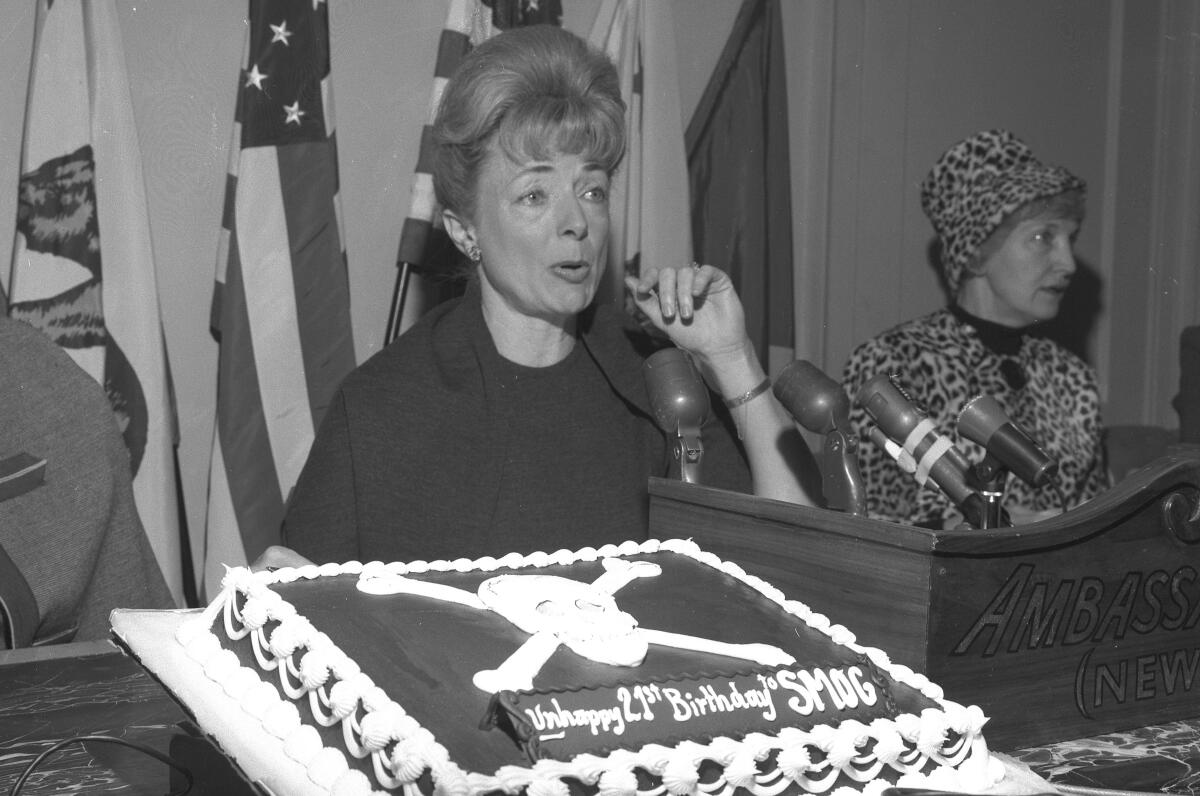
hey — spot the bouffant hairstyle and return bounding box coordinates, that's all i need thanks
[431,25,626,222]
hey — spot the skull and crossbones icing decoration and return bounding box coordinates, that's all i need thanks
[357,557,795,693]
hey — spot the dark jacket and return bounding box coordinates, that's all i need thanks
[283,286,752,563]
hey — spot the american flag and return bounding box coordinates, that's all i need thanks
[8,0,185,604]
[386,0,562,343]
[203,0,355,597]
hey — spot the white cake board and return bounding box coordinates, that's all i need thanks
[111,608,320,796]
[110,609,1056,796]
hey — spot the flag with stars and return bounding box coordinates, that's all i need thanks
[7,0,186,605]
[589,0,693,311]
[203,0,355,597]
[386,0,562,342]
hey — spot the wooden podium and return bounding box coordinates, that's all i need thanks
[648,451,1200,750]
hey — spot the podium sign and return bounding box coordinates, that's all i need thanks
[647,453,1200,749]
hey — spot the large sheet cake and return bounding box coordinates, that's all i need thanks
[112,538,1048,796]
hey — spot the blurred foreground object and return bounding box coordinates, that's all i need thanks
[0,317,173,648]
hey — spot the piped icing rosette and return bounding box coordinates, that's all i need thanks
[175,539,1005,796]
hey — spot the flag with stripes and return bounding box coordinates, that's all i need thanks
[387,0,561,342]
[686,0,793,373]
[204,0,355,597]
[7,0,185,605]
[589,0,693,311]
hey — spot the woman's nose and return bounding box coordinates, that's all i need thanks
[1054,239,1077,273]
[558,196,589,240]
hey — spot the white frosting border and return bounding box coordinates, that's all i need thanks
[177,538,1007,796]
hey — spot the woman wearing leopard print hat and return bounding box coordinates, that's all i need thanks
[841,129,1109,528]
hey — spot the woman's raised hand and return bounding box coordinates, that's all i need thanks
[624,263,749,368]
[626,262,819,507]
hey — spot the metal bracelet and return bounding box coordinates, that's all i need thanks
[723,377,771,409]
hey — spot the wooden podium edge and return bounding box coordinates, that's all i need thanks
[649,449,1200,558]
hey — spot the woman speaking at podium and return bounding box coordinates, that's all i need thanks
[278,26,815,567]
[842,129,1109,528]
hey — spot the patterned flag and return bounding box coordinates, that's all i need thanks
[7,0,186,605]
[386,0,562,342]
[686,0,793,373]
[203,0,356,598]
[589,0,693,311]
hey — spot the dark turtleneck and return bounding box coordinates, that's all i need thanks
[949,304,1029,389]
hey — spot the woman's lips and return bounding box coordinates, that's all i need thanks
[552,261,592,283]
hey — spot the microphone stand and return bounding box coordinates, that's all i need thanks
[643,348,710,486]
[820,429,866,515]
[966,453,1011,529]
[771,359,867,515]
[674,424,704,484]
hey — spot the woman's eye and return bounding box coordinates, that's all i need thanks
[1031,228,1054,246]
[583,185,608,202]
[518,188,545,205]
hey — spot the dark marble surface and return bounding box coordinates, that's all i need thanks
[1014,719,1200,795]
[1,641,1196,794]
[0,641,255,795]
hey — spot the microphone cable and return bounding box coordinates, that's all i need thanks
[7,734,194,796]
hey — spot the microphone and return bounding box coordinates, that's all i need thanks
[773,360,866,515]
[957,394,1058,487]
[856,374,991,528]
[773,360,852,436]
[644,347,710,483]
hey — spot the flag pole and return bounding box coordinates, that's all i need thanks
[386,261,412,345]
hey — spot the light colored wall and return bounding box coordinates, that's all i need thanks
[1105,1,1200,426]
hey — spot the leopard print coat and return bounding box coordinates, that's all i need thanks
[841,309,1109,526]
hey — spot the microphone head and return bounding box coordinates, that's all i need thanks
[958,394,1059,486]
[643,348,710,434]
[956,394,1007,443]
[856,374,926,436]
[772,360,850,435]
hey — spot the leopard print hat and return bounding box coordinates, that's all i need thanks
[920,129,1085,293]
